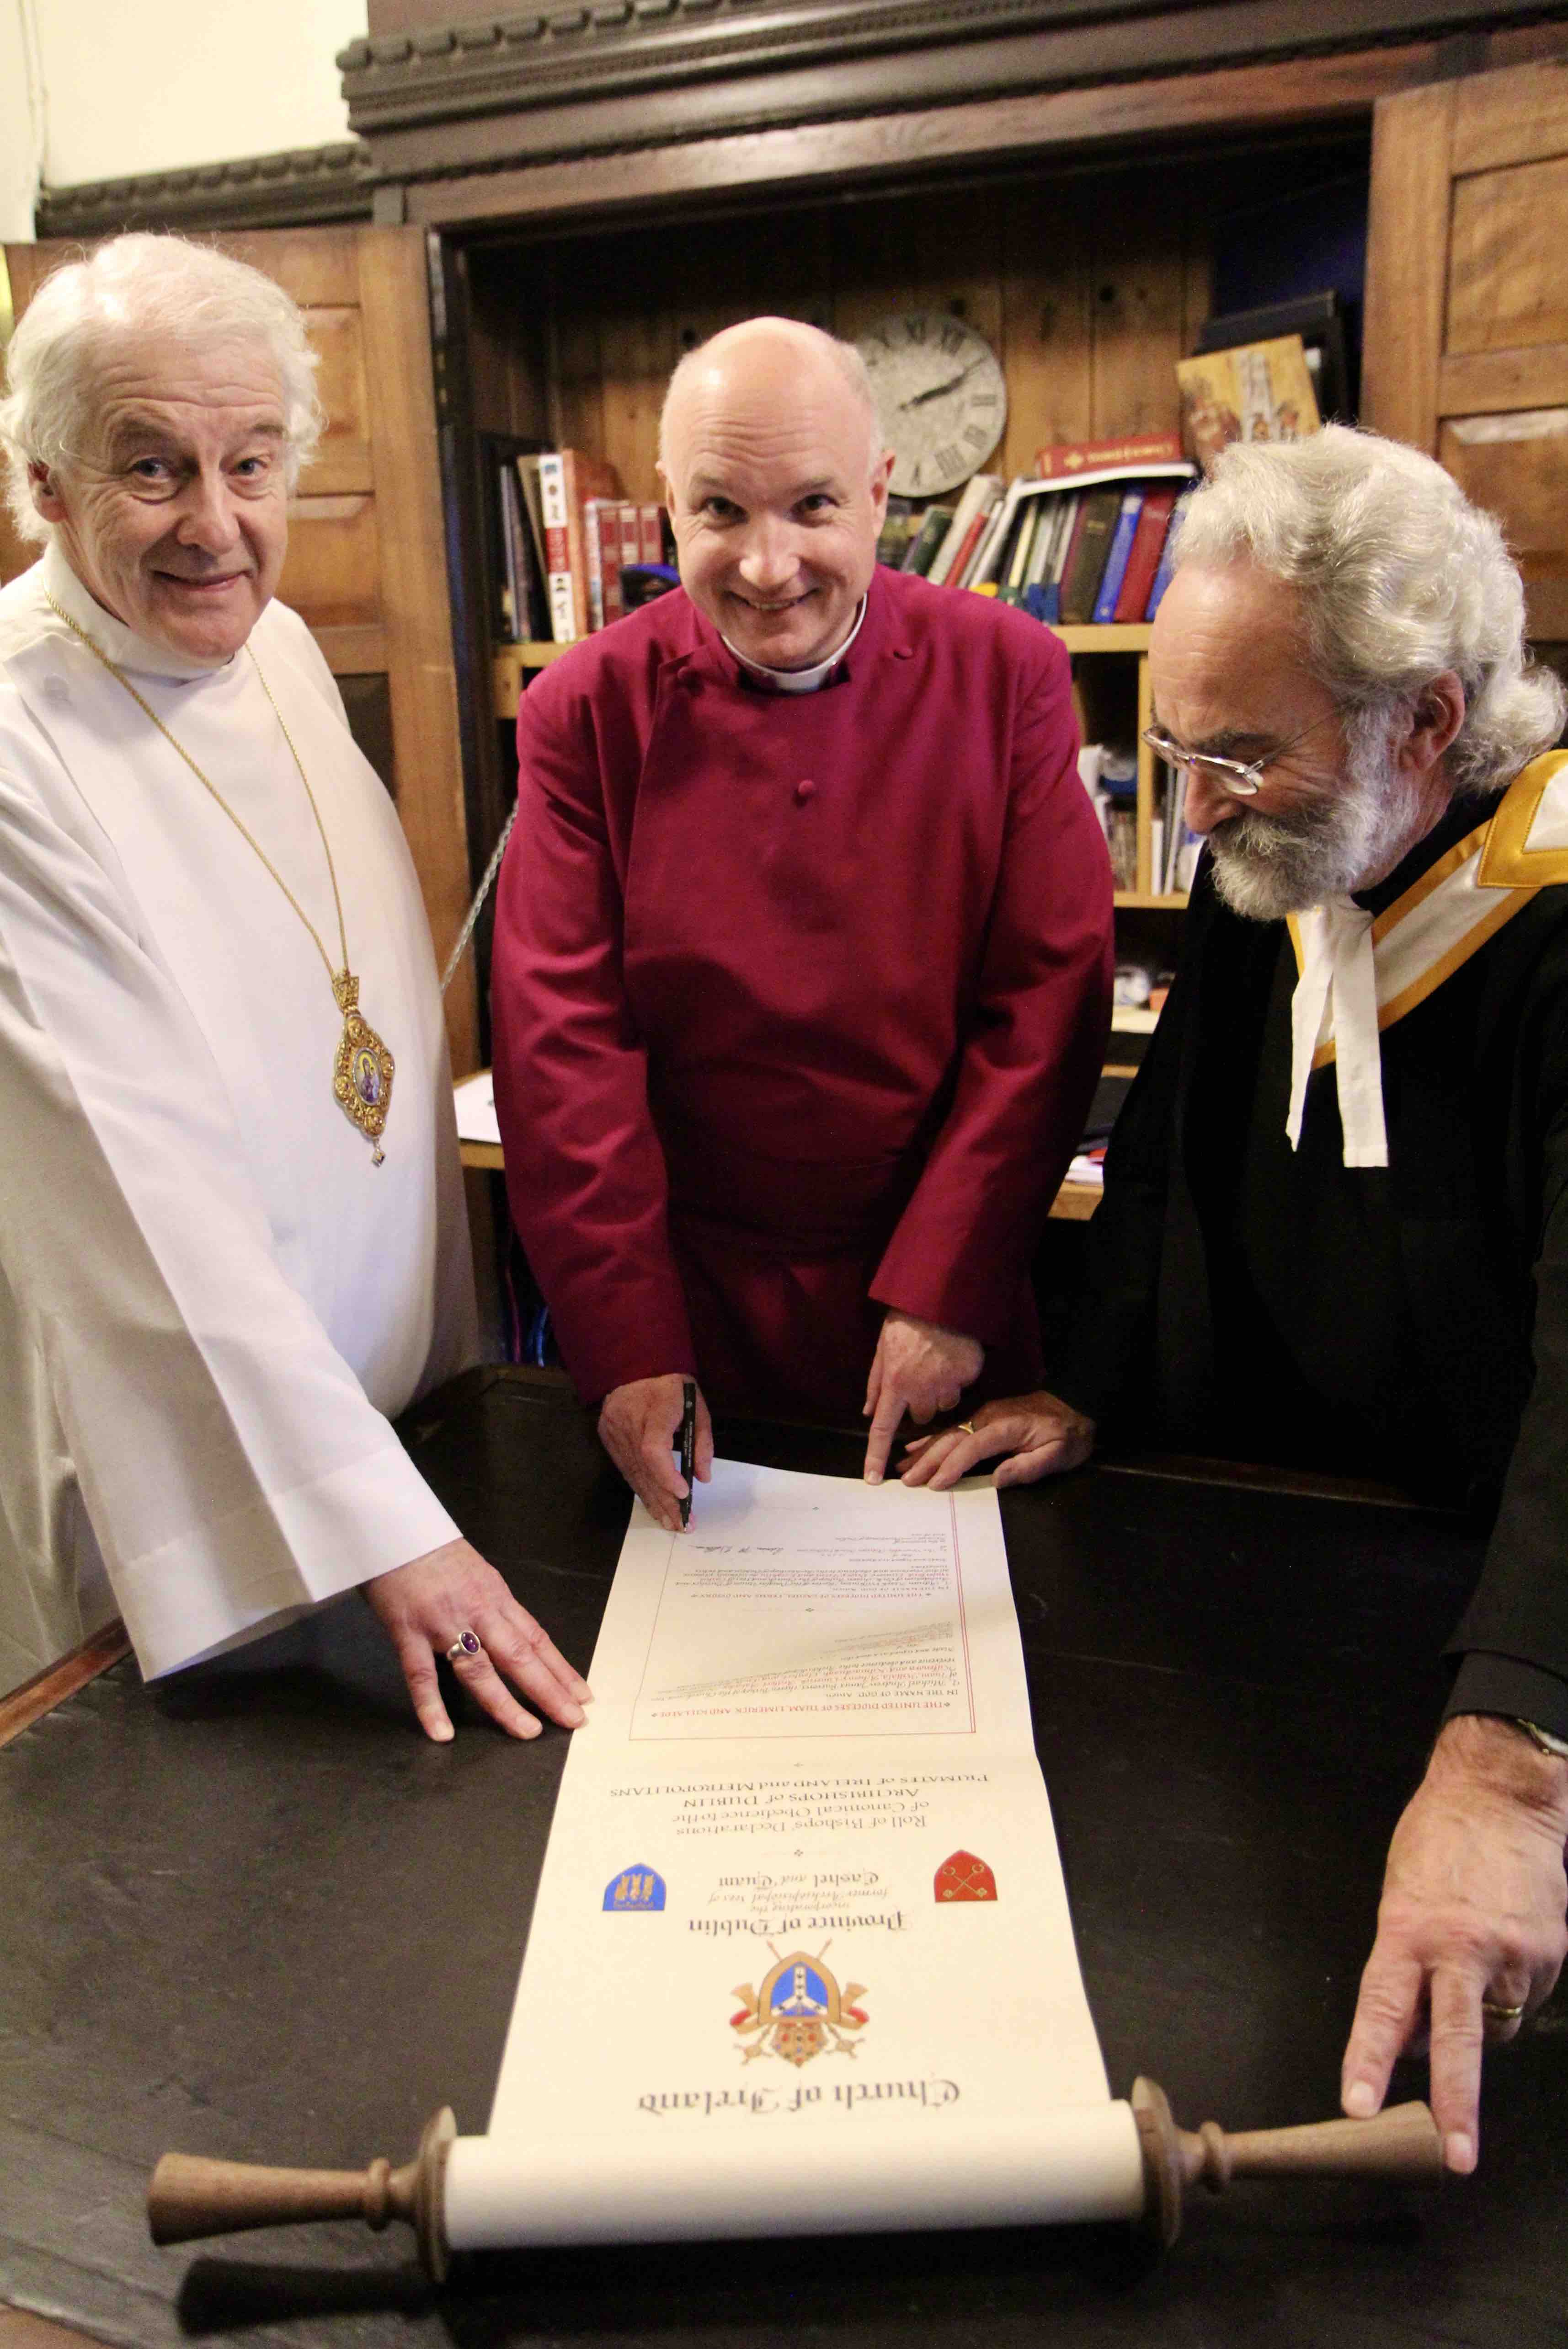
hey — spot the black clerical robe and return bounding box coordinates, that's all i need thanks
[1053,782,1568,1740]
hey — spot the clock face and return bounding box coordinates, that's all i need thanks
[855,312,1008,498]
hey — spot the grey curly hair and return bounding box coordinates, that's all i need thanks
[0,233,323,545]
[1172,423,1565,798]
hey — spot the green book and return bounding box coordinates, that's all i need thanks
[1059,488,1124,624]
[901,504,955,576]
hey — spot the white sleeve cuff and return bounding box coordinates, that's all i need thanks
[115,1434,461,1681]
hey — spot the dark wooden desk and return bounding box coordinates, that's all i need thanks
[2,1370,1563,2349]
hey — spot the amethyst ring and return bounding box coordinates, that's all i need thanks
[445,1629,483,1664]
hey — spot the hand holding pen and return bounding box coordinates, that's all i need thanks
[596,1371,714,1532]
[677,1379,697,1528]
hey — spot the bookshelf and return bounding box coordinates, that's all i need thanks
[454,124,1247,929]
[492,640,572,717]
[489,620,1183,910]
[450,141,1234,904]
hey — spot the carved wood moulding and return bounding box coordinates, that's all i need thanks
[339,0,1568,180]
[35,144,376,241]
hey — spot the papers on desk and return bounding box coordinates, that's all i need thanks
[443,1460,1143,2249]
[453,1069,501,1147]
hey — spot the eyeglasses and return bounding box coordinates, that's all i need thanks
[1139,708,1342,799]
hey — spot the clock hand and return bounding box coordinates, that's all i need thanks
[899,358,986,411]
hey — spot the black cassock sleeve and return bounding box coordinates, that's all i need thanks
[1445,987,1568,1743]
[1047,871,1221,1426]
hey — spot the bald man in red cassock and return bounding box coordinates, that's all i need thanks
[491,318,1113,1528]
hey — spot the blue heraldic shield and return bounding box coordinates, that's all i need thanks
[603,1864,667,1912]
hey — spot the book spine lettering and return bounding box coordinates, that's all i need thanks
[1035,431,1183,476]
[538,454,578,643]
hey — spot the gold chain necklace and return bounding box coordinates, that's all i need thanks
[45,592,394,1163]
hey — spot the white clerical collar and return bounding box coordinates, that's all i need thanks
[40,538,238,683]
[1286,897,1388,1167]
[721,597,867,693]
[1284,751,1568,1168]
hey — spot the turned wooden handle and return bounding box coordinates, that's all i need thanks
[146,2086,1443,2276]
[1131,2077,1443,2251]
[148,2107,455,2280]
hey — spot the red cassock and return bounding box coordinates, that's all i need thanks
[491,569,1113,1423]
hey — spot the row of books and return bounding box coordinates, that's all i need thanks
[1079,740,1201,896]
[1077,743,1139,891]
[885,434,1197,626]
[487,439,670,646]
[1151,760,1203,898]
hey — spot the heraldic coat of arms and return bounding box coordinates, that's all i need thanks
[730,1944,869,2067]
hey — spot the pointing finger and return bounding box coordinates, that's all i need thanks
[863,1385,906,1485]
[1427,1968,1485,2172]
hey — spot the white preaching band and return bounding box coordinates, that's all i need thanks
[0,234,587,1738]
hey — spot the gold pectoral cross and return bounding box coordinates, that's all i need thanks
[331,970,395,1164]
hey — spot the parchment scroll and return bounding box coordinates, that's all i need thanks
[443,1459,1145,2246]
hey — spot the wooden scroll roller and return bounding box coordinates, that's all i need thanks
[149,2107,456,2280]
[147,2085,1442,2279]
[1127,2080,1443,2253]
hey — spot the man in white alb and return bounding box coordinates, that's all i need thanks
[0,234,588,1741]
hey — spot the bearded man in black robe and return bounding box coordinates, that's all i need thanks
[902,425,1568,2179]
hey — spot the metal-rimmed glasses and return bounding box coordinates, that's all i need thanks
[1139,707,1342,799]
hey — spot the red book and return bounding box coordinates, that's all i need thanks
[1113,488,1179,622]
[943,503,993,589]
[586,498,625,626]
[537,450,624,641]
[1034,430,1182,479]
[638,503,665,565]
[617,501,640,598]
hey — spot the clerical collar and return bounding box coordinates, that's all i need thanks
[721,597,867,693]
[39,539,237,684]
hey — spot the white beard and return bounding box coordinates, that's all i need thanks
[1206,723,1436,922]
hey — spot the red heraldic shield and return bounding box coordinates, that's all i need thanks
[934,1850,998,1903]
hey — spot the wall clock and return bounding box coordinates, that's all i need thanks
[855,312,1008,498]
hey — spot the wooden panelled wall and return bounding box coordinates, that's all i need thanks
[1364,57,1568,641]
[464,160,1217,497]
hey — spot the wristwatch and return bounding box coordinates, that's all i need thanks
[1512,1717,1568,1761]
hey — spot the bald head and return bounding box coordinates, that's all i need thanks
[658,318,880,474]
[656,315,894,674]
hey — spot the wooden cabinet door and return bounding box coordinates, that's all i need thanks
[1363,58,1568,641]
[0,226,478,1074]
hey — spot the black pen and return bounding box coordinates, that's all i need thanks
[678,1378,697,1530]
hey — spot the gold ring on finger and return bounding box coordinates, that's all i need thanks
[958,1420,978,1435]
[1481,1998,1526,2023]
